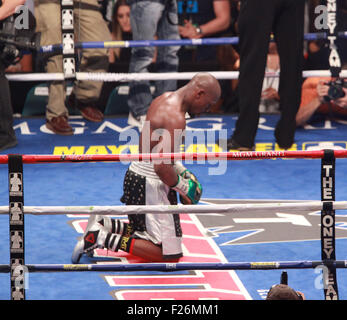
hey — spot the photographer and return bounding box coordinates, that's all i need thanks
[296,75,347,127]
[0,0,26,152]
[266,271,306,300]
[266,284,305,300]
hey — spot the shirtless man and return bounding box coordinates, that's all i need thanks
[72,72,221,263]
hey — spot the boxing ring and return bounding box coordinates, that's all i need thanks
[2,0,347,302]
[0,149,347,300]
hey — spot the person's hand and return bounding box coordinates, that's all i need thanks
[317,80,330,103]
[5,62,22,73]
[261,87,280,100]
[335,88,347,108]
[233,58,240,70]
[296,291,306,300]
[178,20,201,39]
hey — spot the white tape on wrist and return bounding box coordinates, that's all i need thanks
[173,175,189,195]
[173,161,186,176]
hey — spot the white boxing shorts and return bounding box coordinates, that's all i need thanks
[120,161,183,260]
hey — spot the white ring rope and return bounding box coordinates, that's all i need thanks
[2,201,347,215]
[6,70,347,82]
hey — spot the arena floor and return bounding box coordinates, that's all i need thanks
[1,113,347,300]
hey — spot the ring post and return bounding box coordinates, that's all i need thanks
[8,154,25,300]
[321,149,338,300]
[61,0,76,79]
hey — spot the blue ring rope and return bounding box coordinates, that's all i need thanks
[40,32,347,53]
[0,260,345,273]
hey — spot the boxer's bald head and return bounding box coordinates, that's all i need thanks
[186,73,221,116]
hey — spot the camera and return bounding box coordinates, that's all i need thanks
[323,78,346,102]
[280,271,288,285]
[0,8,39,68]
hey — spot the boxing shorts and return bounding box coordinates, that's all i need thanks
[120,161,183,260]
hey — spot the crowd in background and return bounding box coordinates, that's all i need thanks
[1,0,346,298]
[4,0,347,118]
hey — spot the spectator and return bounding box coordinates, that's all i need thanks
[178,0,231,45]
[127,0,181,130]
[177,0,231,113]
[227,41,280,114]
[266,284,305,300]
[6,52,35,115]
[0,0,27,152]
[5,0,36,115]
[108,0,131,67]
[217,0,240,113]
[259,41,280,114]
[225,0,305,151]
[215,41,239,113]
[96,0,133,112]
[296,76,347,126]
[34,0,111,135]
[5,52,32,73]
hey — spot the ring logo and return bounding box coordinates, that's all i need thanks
[9,173,23,196]
[10,231,24,253]
[72,215,250,300]
[10,202,24,226]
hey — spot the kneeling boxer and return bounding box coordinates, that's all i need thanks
[72,72,221,263]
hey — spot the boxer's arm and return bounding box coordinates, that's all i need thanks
[154,115,202,204]
[155,162,178,187]
[153,116,183,187]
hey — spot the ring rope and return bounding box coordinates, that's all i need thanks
[39,32,347,52]
[1,201,347,216]
[0,260,346,273]
[3,149,343,300]
[1,149,347,164]
[4,5,345,300]
[6,70,347,82]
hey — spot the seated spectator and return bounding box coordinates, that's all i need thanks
[266,284,305,300]
[296,75,347,127]
[230,41,281,114]
[96,0,158,113]
[216,42,239,113]
[216,0,240,113]
[108,0,132,69]
[96,0,132,112]
[259,41,280,114]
